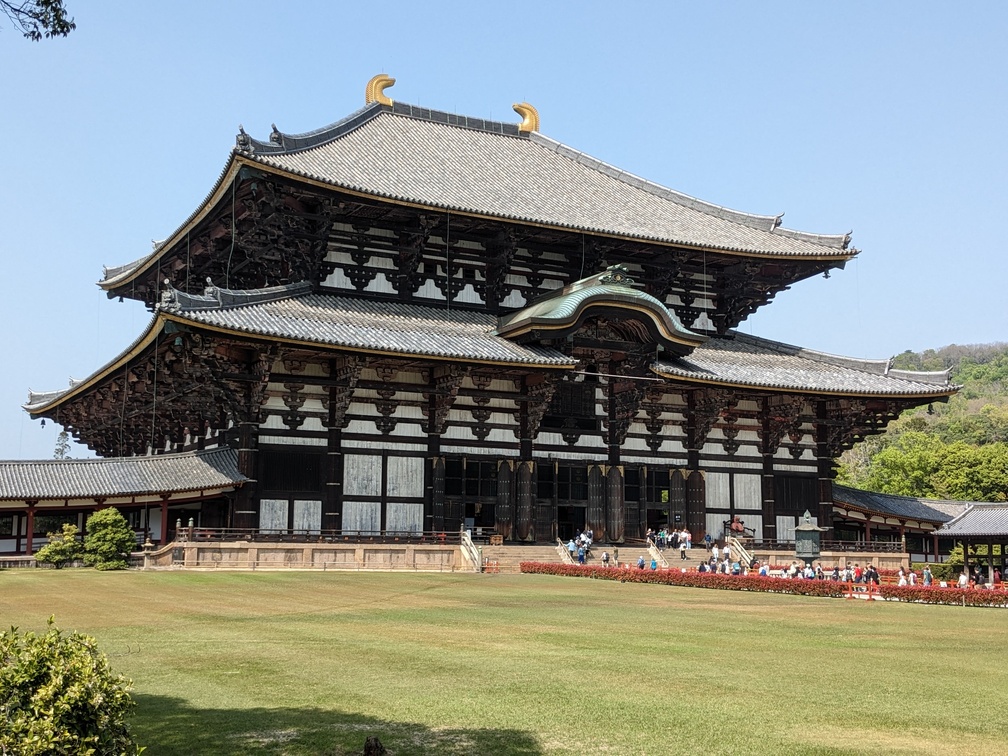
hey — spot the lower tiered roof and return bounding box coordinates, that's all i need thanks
[0,448,245,502]
[832,484,967,525]
[654,333,955,398]
[26,282,955,415]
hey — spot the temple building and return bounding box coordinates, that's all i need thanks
[7,76,958,556]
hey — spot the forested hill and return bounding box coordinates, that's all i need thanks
[837,343,1008,501]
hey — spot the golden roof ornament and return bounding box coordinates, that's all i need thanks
[513,102,540,133]
[365,74,395,106]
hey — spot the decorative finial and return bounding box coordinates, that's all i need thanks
[366,74,395,106]
[236,124,251,153]
[270,123,283,145]
[513,102,540,133]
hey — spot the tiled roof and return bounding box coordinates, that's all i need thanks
[164,288,573,367]
[935,503,1008,537]
[27,286,573,415]
[101,101,856,291]
[0,448,245,501]
[244,103,853,259]
[833,484,967,524]
[653,332,956,397]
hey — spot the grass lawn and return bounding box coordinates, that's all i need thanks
[1,570,1006,755]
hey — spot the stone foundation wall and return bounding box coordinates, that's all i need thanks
[143,541,466,571]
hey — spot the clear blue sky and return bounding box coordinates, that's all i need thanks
[1,1,1005,460]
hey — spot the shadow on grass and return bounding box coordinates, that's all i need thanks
[132,693,544,755]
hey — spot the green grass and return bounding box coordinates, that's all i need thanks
[1,570,1006,755]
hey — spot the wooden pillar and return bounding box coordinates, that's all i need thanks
[814,401,835,539]
[25,502,36,555]
[234,418,259,530]
[325,409,342,535]
[606,465,625,543]
[430,457,446,532]
[425,380,441,533]
[760,411,776,542]
[864,519,872,543]
[932,532,939,563]
[685,392,701,536]
[159,495,170,545]
[496,460,515,540]
[515,377,535,542]
[587,464,606,542]
[515,460,534,541]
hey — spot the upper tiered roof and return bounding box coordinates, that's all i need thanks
[101,80,855,293]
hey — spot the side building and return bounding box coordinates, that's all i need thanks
[10,77,956,554]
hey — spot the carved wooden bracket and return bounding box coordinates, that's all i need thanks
[322,354,362,430]
[420,364,470,435]
[758,396,806,456]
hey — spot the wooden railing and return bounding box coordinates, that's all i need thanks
[745,539,905,553]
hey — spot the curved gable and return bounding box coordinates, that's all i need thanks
[496,265,706,356]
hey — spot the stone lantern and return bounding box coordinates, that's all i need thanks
[795,509,825,565]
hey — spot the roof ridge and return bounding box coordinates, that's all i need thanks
[159,281,313,313]
[0,447,234,466]
[237,102,384,155]
[887,366,956,386]
[238,101,526,157]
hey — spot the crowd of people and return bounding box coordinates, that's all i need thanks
[566,529,595,564]
[569,527,1006,590]
[645,527,692,560]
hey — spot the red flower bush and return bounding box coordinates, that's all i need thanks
[519,562,1008,608]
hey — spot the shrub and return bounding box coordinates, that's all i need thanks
[0,618,142,755]
[33,523,83,569]
[519,562,1008,607]
[84,508,137,571]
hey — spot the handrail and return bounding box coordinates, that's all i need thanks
[459,529,481,572]
[726,536,753,568]
[648,542,669,569]
[556,538,575,565]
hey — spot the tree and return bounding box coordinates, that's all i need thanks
[0,618,141,755]
[53,429,70,459]
[1,0,74,41]
[858,431,945,497]
[83,508,136,570]
[33,523,83,568]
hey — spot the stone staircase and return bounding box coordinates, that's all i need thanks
[479,544,566,573]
